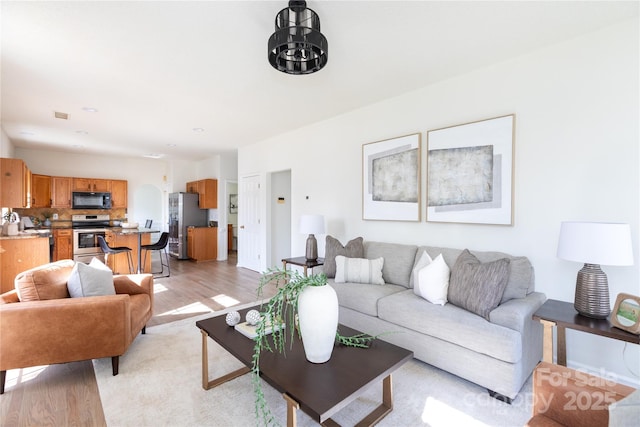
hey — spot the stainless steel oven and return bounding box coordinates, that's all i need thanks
[72,214,110,264]
[73,228,106,264]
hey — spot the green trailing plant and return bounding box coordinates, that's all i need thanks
[251,268,377,426]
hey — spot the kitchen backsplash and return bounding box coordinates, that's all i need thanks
[12,207,127,227]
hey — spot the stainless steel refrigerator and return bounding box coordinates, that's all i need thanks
[168,192,208,259]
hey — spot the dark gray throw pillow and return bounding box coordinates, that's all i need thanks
[323,236,364,278]
[448,249,511,320]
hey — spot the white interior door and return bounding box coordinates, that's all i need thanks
[238,174,261,272]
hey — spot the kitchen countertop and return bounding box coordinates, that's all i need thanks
[0,230,52,240]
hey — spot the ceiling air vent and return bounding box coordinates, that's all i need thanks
[54,111,69,120]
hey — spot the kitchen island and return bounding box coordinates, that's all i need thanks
[0,233,50,293]
[106,228,158,274]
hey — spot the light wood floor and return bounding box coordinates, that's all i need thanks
[0,253,273,426]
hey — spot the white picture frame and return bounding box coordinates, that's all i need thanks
[362,133,421,221]
[426,115,514,225]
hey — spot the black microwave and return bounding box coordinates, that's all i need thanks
[72,192,112,209]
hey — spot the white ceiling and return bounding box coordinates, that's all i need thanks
[2,1,637,161]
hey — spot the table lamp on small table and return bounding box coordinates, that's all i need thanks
[300,215,325,262]
[557,221,634,319]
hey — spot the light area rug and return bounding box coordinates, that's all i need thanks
[93,307,533,427]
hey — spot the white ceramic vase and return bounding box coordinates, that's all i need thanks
[297,284,339,363]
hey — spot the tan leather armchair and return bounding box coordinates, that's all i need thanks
[527,362,635,427]
[0,259,154,394]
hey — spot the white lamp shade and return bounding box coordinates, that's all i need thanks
[300,215,325,235]
[557,221,634,266]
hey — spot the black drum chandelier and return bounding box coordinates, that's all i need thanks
[268,0,328,75]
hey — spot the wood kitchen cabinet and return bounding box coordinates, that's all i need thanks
[31,174,51,208]
[73,177,111,192]
[187,226,217,261]
[0,158,31,208]
[186,181,198,194]
[53,229,73,261]
[105,230,150,274]
[51,176,72,208]
[110,179,128,208]
[0,236,50,293]
[186,179,217,209]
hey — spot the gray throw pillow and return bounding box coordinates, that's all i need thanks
[67,260,116,298]
[323,236,364,278]
[448,249,510,320]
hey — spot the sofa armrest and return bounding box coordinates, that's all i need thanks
[114,273,154,313]
[0,295,132,371]
[489,291,546,334]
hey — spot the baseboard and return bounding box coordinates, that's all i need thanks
[567,360,640,389]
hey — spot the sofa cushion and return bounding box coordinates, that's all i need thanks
[378,289,522,363]
[324,236,364,278]
[417,246,533,303]
[364,241,417,287]
[67,261,116,298]
[330,279,405,317]
[448,249,510,320]
[15,259,75,301]
[497,257,533,303]
[334,256,385,285]
[414,253,450,305]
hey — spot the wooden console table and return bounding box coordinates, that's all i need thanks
[533,299,640,365]
[282,256,324,277]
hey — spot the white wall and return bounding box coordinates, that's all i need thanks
[239,19,639,384]
[0,128,15,158]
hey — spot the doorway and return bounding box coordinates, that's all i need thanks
[270,170,291,270]
[226,180,238,255]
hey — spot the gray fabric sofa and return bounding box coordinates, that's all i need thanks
[327,241,546,402]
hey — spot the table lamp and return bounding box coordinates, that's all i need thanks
[557,221,634,319]
[300,214,325,262]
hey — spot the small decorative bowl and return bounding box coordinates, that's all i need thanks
[121,222,139,229]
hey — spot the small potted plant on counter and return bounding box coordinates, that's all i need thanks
[41,210,53,227]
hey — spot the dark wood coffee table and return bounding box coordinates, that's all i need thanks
[196,306,413,426]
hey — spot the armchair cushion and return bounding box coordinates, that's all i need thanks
[15,259,74,301]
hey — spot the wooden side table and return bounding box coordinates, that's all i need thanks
[533,299,640,365]
[282,256,324,277]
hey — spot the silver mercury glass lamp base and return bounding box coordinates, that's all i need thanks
[305,234,318,262]
[574,263,610,319]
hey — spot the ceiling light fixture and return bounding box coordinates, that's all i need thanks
[82,107,98,113]
[192,128,205,133]
[268,0,328,75]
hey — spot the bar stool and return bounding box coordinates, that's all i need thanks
[141,232,170,277]
[98,236,134,274]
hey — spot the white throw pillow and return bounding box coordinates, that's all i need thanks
[334,256,385,285]
[411,250,432,289]
[415,254,450,305]
[67,260,115,298]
